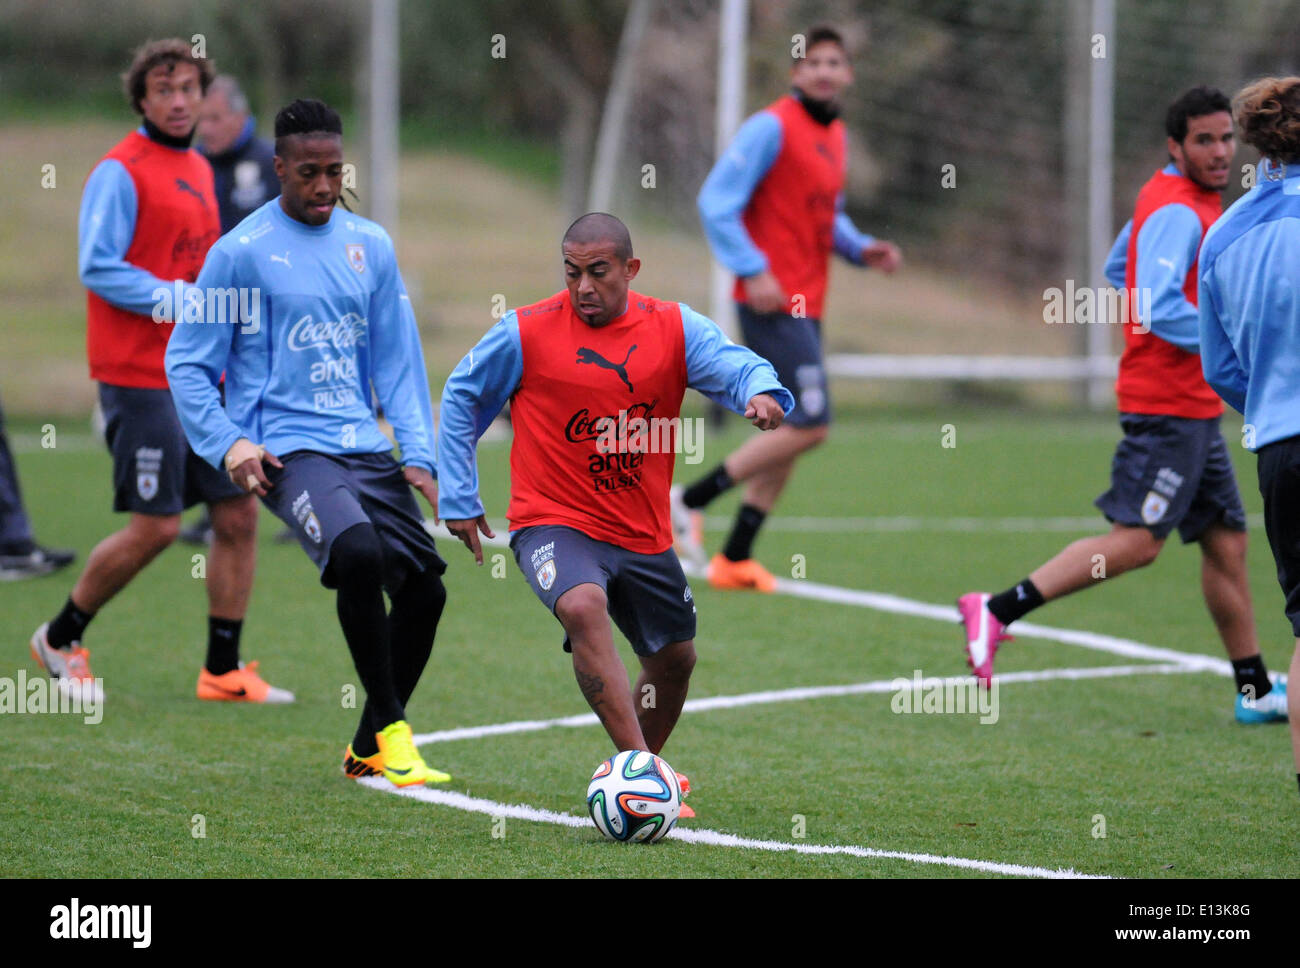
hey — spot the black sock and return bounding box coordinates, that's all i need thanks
[1230,656,1273,699]
[47,597,95,650]
[682,463,733,510]
[987,579,1044,626]
[333,525,404,741]
[205,617,243,675]
[722,504,767,562]
[353,569,447,757]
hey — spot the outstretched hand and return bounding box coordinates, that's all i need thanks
[444,515,496,566]
[862,240,902,274]
[744,394,784,431]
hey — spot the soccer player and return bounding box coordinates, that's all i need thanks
[958,86,1287,725]
[0,390,75,580]
[438,213,793,818]
[1199,76,1300,786]
[166,98,451,787]
[673,24,901,591]
[180,74,282,547]
[29,39,290,704]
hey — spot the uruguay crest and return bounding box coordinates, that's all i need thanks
[304,512,323,544]
[1141,490,1168,524]
[137,472,158,501]
[536,559,556,591]
[347,243,365,273]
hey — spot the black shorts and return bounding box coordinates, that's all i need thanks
[99,383,243,514]
[510,525,697,657]
[1094,413,1247,543]
[737,305,830,428]
[1257,435,1300,636]
[261,450,445,597]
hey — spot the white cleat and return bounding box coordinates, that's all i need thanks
[670,485,707,570]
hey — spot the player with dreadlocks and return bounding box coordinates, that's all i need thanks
[166,98,452,786]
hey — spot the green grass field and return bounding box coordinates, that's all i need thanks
[2,406,1295,879]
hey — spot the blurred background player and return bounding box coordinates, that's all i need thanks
[959,86,1287,725]
[1199,76,1300,786]
[438,213,793,818]
[29,38,290,704]
[0,389,75,580]
[167,98,450,786]
[179,73,281,547]
[672,23,901,592]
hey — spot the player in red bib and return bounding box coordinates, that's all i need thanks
[674,25,902,592]
[29,40,290,705]
[438,214,794,818]
[957,88,1286,725]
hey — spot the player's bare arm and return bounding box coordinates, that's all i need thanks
[444,515,496,566]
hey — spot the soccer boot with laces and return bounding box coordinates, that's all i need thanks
[197,661,295,703]
[707,554,776,593]
[30,622,103,703]
[375,720,451,786]
[1235,680,1289,724]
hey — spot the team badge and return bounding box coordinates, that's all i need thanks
[1141,490,1169,524]
[304,512,323,544]
[347,244,366,273]
[136,472,158,501]
[536,559,556,591]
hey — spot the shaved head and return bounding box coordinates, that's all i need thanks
[563,212,633,262]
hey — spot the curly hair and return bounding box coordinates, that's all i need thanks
[121,38,214,115]
[1233,77,1300,164]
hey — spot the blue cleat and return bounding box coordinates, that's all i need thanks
[1235,680,1289,724]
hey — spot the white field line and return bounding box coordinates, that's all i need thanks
[359,778,1108,879]
[440,523,1232,676]
[413,663,1195,746]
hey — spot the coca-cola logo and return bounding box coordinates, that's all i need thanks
[565,400,657,443]
[286,313,368,353]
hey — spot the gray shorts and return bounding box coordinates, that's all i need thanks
[738,305,830,427]
[99,383,243,514]
[261,450,445,596]
[1094,413,1247,543]
[510,525,697,656]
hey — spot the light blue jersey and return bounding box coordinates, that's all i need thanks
[1199,159,1300,449]
[165,199,436,473]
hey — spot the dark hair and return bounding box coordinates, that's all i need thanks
[1165,86,1231,144]
[794,24,847,62]
[121,38,214,115]
[1233,76,1300,165]
[274,98,343,157]
[562,212,633,261]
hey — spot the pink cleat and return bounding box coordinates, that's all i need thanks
[957,592,1012,689]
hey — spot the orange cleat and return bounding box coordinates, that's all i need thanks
[675,771,695,819]
[196,661,295,703]
[707,554,776,593]
[342,744,384,779]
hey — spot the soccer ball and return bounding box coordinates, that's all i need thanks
[586,750,682,843]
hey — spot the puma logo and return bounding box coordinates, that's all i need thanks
[576,345,636,392]
[270,251,292,268]
[175,178,208,209]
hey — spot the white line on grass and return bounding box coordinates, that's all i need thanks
[413,663,1195,745]
[433,520,1233,675]
[359,777,1108,879]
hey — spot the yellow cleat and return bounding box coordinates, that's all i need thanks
[374,720,451,786]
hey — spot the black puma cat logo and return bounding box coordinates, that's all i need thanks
[175,178,209,209]
[576,345,637,392]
